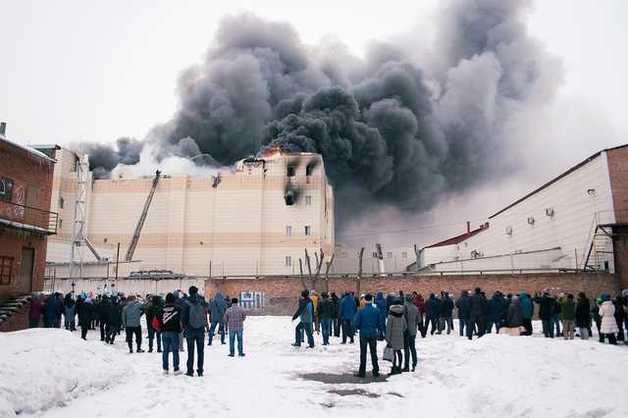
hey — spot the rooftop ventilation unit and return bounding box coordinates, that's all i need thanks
[545,207,555,217]
[505,226,513,236]
[527,216,535,225]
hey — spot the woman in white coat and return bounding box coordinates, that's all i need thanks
[599,294,618,345]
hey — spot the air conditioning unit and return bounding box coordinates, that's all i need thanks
[527,216,535,225]
[505,226,513,236]
[545,207,555,217]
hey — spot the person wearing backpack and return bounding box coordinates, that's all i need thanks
[182,286,208,377]
[159,292,182,375]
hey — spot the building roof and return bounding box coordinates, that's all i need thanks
[489,144,628,219]
[0,134,57,163]
[424,224,488,248]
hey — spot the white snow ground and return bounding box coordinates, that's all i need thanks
[1,318,626,418]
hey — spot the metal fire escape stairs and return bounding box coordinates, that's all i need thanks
[583,222,614,272]
[69,154,102,279]
[124,170,161,262]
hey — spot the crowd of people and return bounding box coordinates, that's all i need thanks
[28,286,246,377]
[291,288,628,377]
[28,286,627,379]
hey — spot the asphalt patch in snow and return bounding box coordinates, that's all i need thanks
[299,372,389,384]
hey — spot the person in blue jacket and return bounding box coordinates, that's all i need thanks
[292,290,315,348]
[374,292,387,340]
[519,292,534,335]
[340,292,357,344]
[353,294,380,378]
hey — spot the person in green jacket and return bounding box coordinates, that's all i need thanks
[560,294,576,340]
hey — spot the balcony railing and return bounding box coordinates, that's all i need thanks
[0,199,58,235]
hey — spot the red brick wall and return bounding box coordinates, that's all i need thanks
[205,272,621,315]
[606,147,628,288]
[0,139,54,297]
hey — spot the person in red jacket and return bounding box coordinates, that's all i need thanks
[412,292,426,337]
[29,295,44,328]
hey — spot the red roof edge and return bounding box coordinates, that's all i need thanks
[424,223,489,248]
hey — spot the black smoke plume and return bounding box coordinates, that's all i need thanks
[84,0,561,230]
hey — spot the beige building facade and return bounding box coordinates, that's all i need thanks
[41,147,335,278]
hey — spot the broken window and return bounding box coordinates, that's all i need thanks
[285,256,292,267]
[59,197,64,209]
[287,166,296,177]
[284,190,296,206]
[304,225,311,236]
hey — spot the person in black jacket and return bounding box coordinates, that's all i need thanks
[77,296,94,340]
[535,292,555,338]
[105,297,122,344]
[159,292,183,375]
[331,292,340,337]
[575,292,591,340]
[437,292,454,334]
[425,294,440,335]
[456,291,471,337]
[468,288,487,340]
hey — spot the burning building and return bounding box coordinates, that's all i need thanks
[39,147,334,279]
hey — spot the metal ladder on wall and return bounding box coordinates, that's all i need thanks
[125,170,161,262]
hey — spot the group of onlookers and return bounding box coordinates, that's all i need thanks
[28,287,247,377]
[290,287,628,377]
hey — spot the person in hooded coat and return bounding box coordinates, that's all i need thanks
[340,292,356,344]
[63,293,76,331]
[77,296,94,340]
[208,292,227,346]
[385,299,407,375]
[519,293,534,336]
[374,292,387,340]
[44,293,63,328]
[575,292,591,340]
[506,295,523,329]
[599,294,618,345]
[403,295,419,371]
[292,290,315,348]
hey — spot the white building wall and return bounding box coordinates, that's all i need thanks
[422,152,616,272]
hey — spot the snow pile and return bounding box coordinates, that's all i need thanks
[1,318,627,418]
[0,329,132,417]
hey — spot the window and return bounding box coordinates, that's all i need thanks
[287,166,296,177]
[285,256,292,267]
[286,226,292,237]
[304,225,311,236]
[0,177,14,202]
[59,197,64,209]
[305,195,312,206]
[0,256,13,285]
[386,252,393,259]
[402,252,408,259]
[58,218,62,229]
[306,164,313,176]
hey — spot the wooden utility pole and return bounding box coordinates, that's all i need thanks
[356,247,365,296]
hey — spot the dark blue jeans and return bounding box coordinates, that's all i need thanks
[185,328,205,375]
[148,325,161,351]
[295,322,314,347]
[403,332,417,369]
[208,320,225,345]
[542,319,554,338]
[459,318,468,336]
[161,331,180,371]
[229,329,244,355]
[321,319,332,345]
[341,319,354,343]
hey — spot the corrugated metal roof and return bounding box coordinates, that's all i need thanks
[489,144,628,219]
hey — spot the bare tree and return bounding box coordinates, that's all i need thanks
[312,249,325,290]
[304,248,313,280]
[323,253,335,293]
[298,258,307,290]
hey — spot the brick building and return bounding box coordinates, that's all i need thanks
[0,125,57,299]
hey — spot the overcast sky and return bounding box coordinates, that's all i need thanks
[1,0,626,148]
[1,0,627,246]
